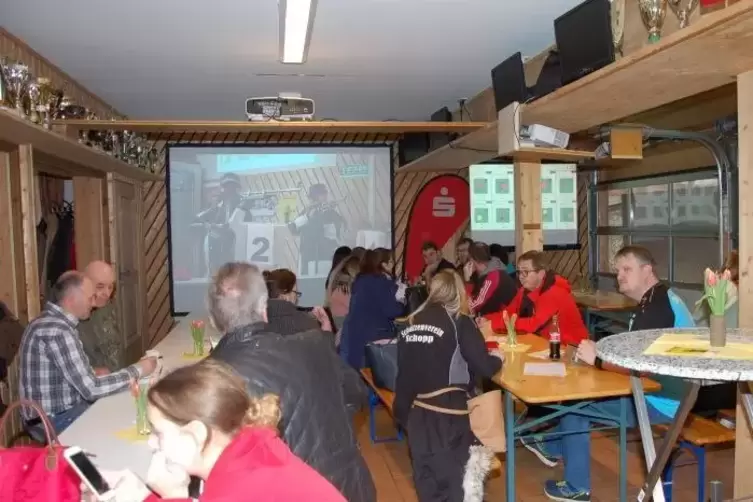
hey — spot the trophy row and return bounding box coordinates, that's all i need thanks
[0,57,162,173]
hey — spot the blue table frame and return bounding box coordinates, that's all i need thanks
[503,391,631,502]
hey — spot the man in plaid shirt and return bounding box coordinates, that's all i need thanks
[19,271,158,438]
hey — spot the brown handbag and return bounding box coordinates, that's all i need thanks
[413,387,507,453]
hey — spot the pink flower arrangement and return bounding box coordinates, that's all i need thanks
[697,268,735,316]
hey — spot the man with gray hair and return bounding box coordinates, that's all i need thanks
[208,262,375,502]
[19,271,158,439]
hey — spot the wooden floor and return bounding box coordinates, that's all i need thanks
[356,408,736,502]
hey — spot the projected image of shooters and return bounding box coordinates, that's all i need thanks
[193,173,247,276]
[289,183,346,277]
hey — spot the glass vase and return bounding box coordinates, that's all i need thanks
[709,314,726,348]
[191,326,205,356]
[135,382,151,435]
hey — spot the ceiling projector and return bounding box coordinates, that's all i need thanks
[245,93,315,122]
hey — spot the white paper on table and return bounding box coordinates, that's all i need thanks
[523,362,567,377]
[528,350,550,360]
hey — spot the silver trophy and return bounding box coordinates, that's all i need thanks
[27,80,41,124]
[639,0,668,44]
[0,58,9,109]
[3,61,30,116]
[668,0,698,29]
[35,77,59,129]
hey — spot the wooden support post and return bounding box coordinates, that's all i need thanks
[73,176,107,265]
[0,151,20,313]
[735,69,753,499]
[6,145,41,323]
[514,160,543,256]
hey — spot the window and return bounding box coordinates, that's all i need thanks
[596,169,722,287]
[673,237,719,284]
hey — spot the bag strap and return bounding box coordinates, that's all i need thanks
[0,399,60,448]
[413,386,470,416]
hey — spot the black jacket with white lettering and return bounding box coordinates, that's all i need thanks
[393,303,503,426]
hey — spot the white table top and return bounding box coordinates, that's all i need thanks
[596,328,753,381]
[60,313,214,479]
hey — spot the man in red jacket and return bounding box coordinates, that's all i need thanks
[485,250,588,345]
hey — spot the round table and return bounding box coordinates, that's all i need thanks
[597,328,753,502]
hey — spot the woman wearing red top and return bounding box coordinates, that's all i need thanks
[97,359,345,502]
[484,251,588,346]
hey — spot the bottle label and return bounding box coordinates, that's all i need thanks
[550,331,561,343]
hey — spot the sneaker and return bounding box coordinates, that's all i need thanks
[520,435,560,467]
[544,480,591,502]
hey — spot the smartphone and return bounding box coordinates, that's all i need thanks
[63,446,114,501]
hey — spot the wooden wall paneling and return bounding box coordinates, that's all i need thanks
[0,151,19,312]
[142,146,173,348]
[734,68,753,499]
[73,177,107,266]
[0,28,122,119]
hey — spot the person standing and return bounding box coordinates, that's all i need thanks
[395,270,502,501]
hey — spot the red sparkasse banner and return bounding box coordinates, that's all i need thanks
[402,174,469,280]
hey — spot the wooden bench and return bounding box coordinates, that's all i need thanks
[360,369,403,443]
[656,411,736,502]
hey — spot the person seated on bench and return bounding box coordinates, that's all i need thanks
[394,270,503,502]
[466,242,518,317]
[525,246,693,502]
[18,272,159,439]
[484,250,588,346]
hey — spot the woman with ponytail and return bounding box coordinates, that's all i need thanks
[92,359,344,502]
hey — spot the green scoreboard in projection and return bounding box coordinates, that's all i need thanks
[472,165,515,231]
[469,163,579,247]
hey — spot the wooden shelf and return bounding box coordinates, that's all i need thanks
[398,122,499,172]
[0,110,162,182]
[51,119,488,135]
[522,0,753,133]
[499,147,595,162]
[400,0,753,173]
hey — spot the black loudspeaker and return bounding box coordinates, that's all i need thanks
[530,50,563,99]
[429,106,455,150]
[398,133,430,166]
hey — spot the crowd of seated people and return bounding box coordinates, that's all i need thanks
[10,236,742,502]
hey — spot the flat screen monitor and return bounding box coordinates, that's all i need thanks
[469,163,579,248]
[166,146,393,314]
[555,0,615,85]
[491,52,529,113]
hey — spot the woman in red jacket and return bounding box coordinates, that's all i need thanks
[100,359,345,502]
[484,251,588,346]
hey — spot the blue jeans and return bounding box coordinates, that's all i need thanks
[538,398,671,492]
[27,401,91,442]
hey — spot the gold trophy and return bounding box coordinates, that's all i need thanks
[36,77,58,129]
[639,0,668,44]
[668,0,698,28]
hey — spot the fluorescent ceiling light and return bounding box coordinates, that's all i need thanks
[279,0,318,64]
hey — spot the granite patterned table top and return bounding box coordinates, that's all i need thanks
[596,328,753,381]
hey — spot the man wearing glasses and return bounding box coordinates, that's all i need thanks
[484,250,588,346]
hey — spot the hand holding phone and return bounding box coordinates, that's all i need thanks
[64,446,115,501]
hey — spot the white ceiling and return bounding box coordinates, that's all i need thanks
[1,0,582,121]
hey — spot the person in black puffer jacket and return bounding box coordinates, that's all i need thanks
[208,262,375,502]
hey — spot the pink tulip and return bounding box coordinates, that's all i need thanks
[722,269,731,281]
[707,271,717,287]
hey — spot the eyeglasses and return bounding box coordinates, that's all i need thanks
[517,269,540,277]
[294,291,303,298]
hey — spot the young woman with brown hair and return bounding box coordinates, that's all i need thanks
[264,268,332,335]
[96,359,345,501]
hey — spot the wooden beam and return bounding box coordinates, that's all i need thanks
[734,68,753,499]
[52,120,487,135]
[514,160,543,255]
[73,177,106,266]
[7,145,40,322]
